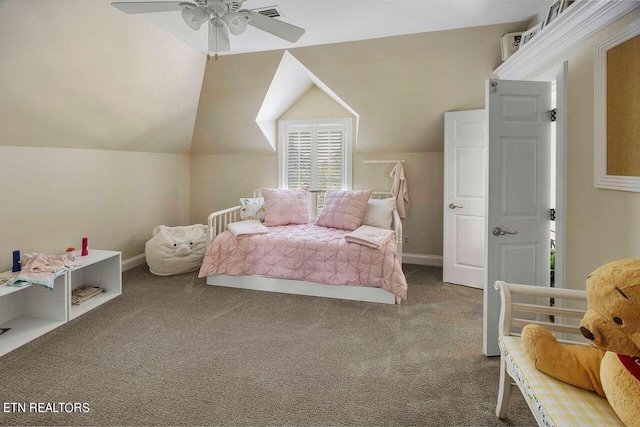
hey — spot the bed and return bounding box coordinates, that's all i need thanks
[198,190,407,304]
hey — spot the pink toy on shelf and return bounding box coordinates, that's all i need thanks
[81,237,89,256]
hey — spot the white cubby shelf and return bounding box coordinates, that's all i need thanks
[0,249,122,357]
[68,250,122,320]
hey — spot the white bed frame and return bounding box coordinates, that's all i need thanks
[206,191,403,305]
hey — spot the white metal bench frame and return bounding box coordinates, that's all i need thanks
[493,281,624,426]
[206,191,403,305]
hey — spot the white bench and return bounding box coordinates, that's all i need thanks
[494,281,624,427]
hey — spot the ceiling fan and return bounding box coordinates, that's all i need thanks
[111,0,305,59]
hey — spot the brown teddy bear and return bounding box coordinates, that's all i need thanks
[521,258,640,427]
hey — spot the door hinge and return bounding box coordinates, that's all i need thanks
[550,208,556,221]
[490,79,498,93]
[548,109,557,122]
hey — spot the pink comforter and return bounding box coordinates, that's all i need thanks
[198,224,407,299]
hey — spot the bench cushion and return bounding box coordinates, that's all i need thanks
[499,336,623,427]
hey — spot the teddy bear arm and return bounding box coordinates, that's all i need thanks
[521,324,606,396]
[601,352,640,427]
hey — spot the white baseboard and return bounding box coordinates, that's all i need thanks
[122,253,146,272]
[403,253,443,267]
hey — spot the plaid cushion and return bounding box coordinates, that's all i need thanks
[499,336,624,427]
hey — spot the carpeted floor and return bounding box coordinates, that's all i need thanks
[0,264,534,426]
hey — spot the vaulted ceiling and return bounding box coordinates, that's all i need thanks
[0,0,538,154]
[128,0,542,56]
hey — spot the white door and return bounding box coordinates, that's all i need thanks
[443,110,486,289]
[483,79,552,356]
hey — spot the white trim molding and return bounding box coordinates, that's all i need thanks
[494,0,640,79]
[594,18,640,192]
[402,253,443,267]
[122,253,146,272]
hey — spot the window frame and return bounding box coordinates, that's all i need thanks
[277,118,353,191]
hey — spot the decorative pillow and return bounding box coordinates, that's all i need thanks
[263,188,310,226]
[240,197,265,222]
[316,189,372,231]
[361,197,396,229]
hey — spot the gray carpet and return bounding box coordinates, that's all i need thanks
[0,264,534,426]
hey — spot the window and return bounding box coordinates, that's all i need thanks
[278,119,352,213]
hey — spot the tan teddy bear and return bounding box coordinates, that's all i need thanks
[521,258,640,427]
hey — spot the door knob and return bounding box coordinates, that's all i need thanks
[492,227,518,236]
[448,203,463,209]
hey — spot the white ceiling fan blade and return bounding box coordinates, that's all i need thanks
[111,1,190,14]
[209,19,231,53]
[240,10,305,43]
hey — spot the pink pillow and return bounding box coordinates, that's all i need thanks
[316,189,372,230]
[263,188,310,226]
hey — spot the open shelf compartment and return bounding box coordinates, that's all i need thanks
[68,250,122,320]
[0,273,67,357]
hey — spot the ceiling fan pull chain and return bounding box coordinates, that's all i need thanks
[215,16,218,60]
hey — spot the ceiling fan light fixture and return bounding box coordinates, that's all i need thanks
[222,11,248,35]
[181,4,209,31]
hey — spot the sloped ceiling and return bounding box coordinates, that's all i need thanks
[0,0,205,153]
[255,51,359,151]
[191,21,527,154]
[132,0,542,56]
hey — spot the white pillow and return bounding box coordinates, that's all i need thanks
[361,197,396,229]
[240,197,265,222]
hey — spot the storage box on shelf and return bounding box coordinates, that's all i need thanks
[68,250,121,320]
[0,272,67,357]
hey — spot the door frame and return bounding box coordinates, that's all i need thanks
[443,109,486,288]
[534,61,567,291]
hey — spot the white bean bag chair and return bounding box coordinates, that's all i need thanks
[145,224,208,276]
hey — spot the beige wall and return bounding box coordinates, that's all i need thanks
[525,8,640,289]
[191,87,444,256]
[280,86,354,121]
[190,22,528,258]
[0,0,205,153]
[0,0,203,270]
[191,21,528,154]
[0,146,190,271]
[190,154,278,223]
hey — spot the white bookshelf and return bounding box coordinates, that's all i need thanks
[0,272,68,357]
[68,250,122,320]
[0,249,122,357]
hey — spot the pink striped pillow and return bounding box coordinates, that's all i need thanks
[263,188,310,226]
[316,189,372,230]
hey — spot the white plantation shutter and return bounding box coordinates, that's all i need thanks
[316,125,344,191]
[286,126,313,189]
[282,122,347,191]
[279,119,352,216]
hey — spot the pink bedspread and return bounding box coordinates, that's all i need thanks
[199,224,408,299]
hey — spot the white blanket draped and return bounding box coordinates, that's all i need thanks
[345,225,395,249]
[227,220,269,238]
